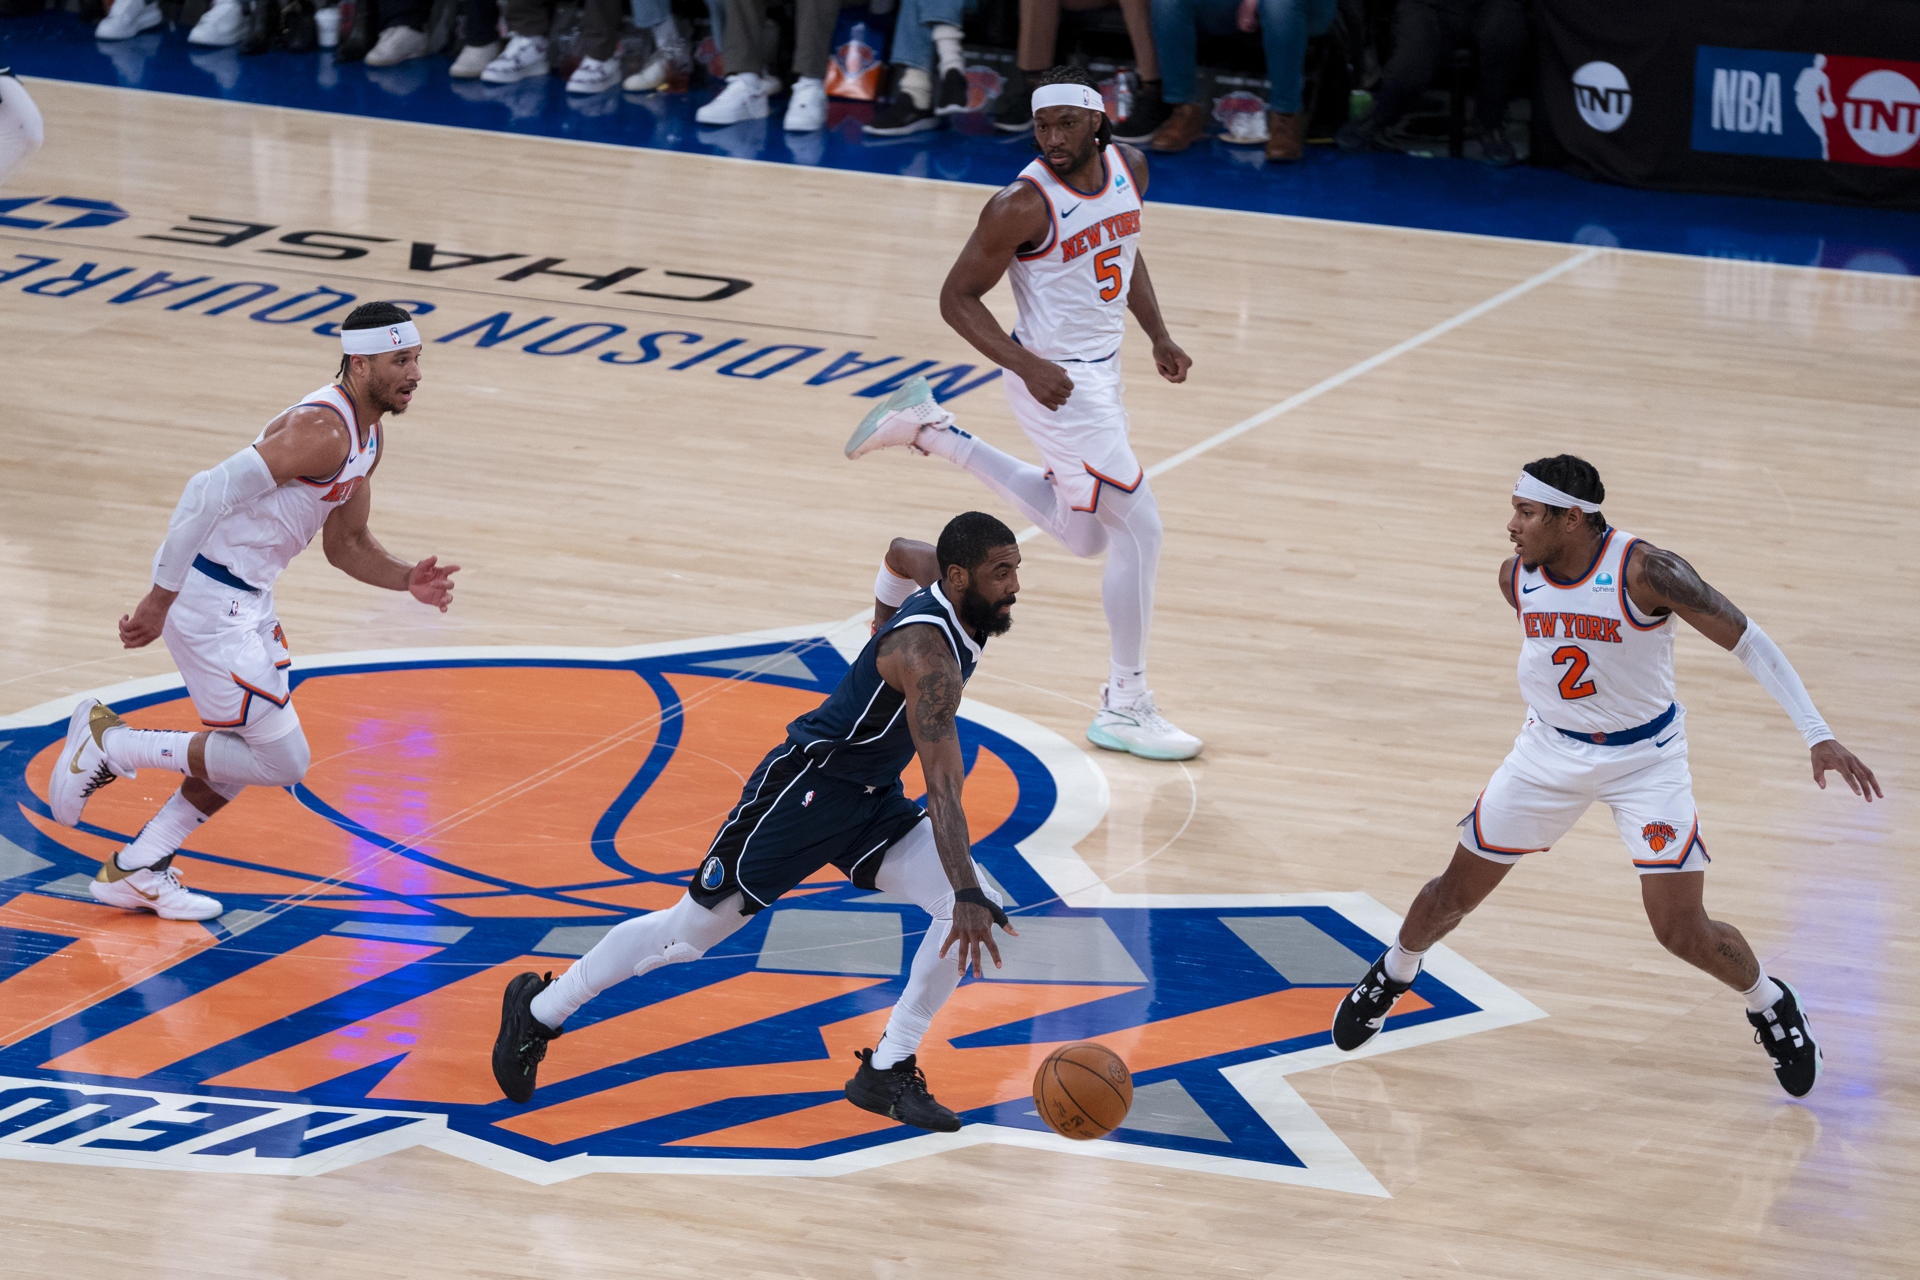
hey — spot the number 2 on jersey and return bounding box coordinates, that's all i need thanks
[1552,645,1596,700]
[1094,246,1123,301]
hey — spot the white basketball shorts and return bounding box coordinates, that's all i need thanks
[162,567,294,733]
[1000,356,1143,515]
[1458,706,1708,875]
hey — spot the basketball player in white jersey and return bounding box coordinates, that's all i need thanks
[0,69,45,187]
[1333,455,1880,1098]
[844,65,1201,762]
[45,302,458,922]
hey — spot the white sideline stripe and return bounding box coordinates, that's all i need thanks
[1012,245,1603,544]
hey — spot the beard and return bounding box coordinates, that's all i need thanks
[958,587,1014,637]
[1042,139,1098,176]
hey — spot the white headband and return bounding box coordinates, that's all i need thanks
[341,321,421,355]
[1514,472,1603,513]
[1031,83,1104,114]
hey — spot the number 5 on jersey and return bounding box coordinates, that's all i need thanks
[1094,246,1123,301]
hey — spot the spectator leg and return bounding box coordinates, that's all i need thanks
[793,0,841,79]
[1017,0,1061,73]
[464,0,500,44]
[1112,0,1159,81]
[1370,0,1445,127]
[499,0,545,38]
[1252,0,1334,114]
[1471,0,1527,131]
[720,0,769,74]
[1148,0,1200,104]
[578,0,620,58]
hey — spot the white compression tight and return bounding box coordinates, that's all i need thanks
[938,433,1164,683]
[527,822,1002,1053]
[870,821,1004,1068]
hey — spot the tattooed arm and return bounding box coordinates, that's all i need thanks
[875,623,1017,973]
[1626,544,1881,801]
[1625,544,1748,649]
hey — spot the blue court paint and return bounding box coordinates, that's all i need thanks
[6,13,1918,274]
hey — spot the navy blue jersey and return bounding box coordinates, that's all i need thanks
[785,582,983,786]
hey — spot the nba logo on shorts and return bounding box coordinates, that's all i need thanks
[1642,821,1678,852]
[700,856,726,890]
[802,789,815,808]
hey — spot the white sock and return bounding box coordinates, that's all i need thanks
[931,23,964,75]
[529,893,745,1030]
[931,431,1110,559]
[1742,963,1783,1014]
[104,726,194,775]
[1384,938,1426,984]
[1108,665,1146,701]
[897,65,933,110]
[650,18,681,49]
[117,791,211,870]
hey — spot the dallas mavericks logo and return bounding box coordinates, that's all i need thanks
[0,628,1540,1191]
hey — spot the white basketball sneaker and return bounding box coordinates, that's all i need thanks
[1086,685,1203,761]
[90,856,224,921]
[844,377,956,458]
[49,698,133,827]
[95,0,162,40]
[187,0,247,47]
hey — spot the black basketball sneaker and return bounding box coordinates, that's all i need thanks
[844,1048,962,1132]
[1331,950,1415,1051]
[1747,978,1821,1098]
[492,971,561,1103]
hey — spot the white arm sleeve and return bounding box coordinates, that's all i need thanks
[874,562,918,609]
[150,446,278,590]
[1732,621,1833,748]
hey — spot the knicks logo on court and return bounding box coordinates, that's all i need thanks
[0,632,1540,1192]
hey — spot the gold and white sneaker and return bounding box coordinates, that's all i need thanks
[1086,684,1203,761]
[49,698,132,827]
[90,856,224,921]
[843,377,958,458]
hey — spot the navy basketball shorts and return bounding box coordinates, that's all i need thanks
[688,743,925,913]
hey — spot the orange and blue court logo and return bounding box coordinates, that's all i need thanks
[0,631,1541,1192]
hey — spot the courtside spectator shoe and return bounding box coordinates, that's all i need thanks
[493,971,561,1102]
[1332,951,1414,1051]
[50,698,131,827]
[95,0,161,39]
[1086,684,1202,761]
[91,854,223,921]
[844,1049,961,1132]
[1748,979,1821,1097]
[844,377,955,457]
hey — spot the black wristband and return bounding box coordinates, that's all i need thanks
[954,886,1009,928]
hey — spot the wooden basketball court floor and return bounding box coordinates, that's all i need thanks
[2,79,1915,1278]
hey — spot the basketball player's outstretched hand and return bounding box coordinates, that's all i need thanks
[1022,361,1075,411]
[408,556,460,612]
[941,902,1019,979]
[1811,739,1881,802]
[118,586,176,649]
[1152,337,1191,384]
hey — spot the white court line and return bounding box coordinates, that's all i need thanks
[1013,244,1604,543]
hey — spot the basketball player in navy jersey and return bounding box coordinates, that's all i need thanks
[1334,456,1880,1099]
[847,65,1201,763]
[493,512,1023,1132]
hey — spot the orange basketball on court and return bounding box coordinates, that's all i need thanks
[1033,1041,1133,1140]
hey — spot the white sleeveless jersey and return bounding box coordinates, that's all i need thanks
[1513,528,1676,735]
[1005,145,1143,362]
[198,383,380,591]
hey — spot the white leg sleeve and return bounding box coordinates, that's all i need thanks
[529,892,748,1029]
[869,822,1004,1066]
[1093,478,1164,676]
[944,434,1109,559]
[0,72,45,187]
[201,706,311,788]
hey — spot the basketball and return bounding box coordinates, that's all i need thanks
[1033,1041,1134,1140]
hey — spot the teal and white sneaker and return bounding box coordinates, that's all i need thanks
[844,377,956,459]
[1086,684,1202,761]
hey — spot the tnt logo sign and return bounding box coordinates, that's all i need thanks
[0,633,1541,1189]
[1572,61,1632,133]
[1841,68,1920,158]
